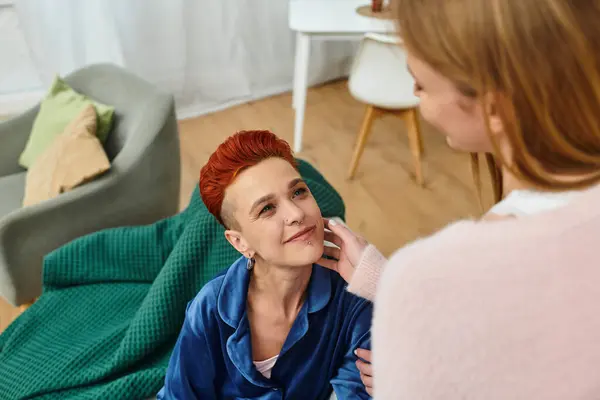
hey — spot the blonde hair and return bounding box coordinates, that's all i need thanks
[394,0,600,200]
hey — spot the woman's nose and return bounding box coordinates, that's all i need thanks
[284,201,305,225]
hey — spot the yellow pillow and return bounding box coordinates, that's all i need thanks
[23,105,111,207]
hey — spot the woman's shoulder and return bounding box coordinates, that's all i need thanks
[319,266,373,345]
[381,199,595,286]
[380,218,520,283]
[191,272,227,307]
[187,256,247,324]
[185,271,228,326]
[387,219,479,265]
[319,265,373,310]
[393,184,600,267]
[488,189,580,217]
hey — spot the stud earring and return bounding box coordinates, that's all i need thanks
[246,257,255,271]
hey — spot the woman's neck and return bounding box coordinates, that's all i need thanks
[496,139,598,196]
[248,260,312,319]
[501,165,528,195]
[500,164,596,197]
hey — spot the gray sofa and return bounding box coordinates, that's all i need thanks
[0,64,181,306]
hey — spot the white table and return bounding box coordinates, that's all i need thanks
[289,0,395,152]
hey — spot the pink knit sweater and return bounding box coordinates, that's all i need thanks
[347,184,600,400]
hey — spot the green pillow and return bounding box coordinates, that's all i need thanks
[18,75,115,169]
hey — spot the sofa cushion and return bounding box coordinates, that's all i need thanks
[18,75,115,169]
[0,172,25,218]
[23,105,111,207]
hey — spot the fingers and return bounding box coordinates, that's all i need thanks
[357,360,374,395]
[322,245,340,260]
[355,348,372,362]
[356,359,373,376]
[324,217,362,246]
[356,348,374,395]
[324,218,352,240]
[324,231,343,248]
[361,371,374,395]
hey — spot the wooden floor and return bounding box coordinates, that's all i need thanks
[179,80,490,253]
[1,80,490,333]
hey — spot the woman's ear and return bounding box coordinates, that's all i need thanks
[485,93,505,137]
[224,230,253,257]
[485,92,516,163]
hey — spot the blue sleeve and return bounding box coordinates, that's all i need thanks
[330,300,373,400]
[157,296,218,399]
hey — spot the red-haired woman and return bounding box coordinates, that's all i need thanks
[157,131,372,399]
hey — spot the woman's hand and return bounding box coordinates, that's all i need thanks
[319,218,369,283]
[356,349,374,396]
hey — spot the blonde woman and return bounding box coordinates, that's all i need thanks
[320,0,600,398]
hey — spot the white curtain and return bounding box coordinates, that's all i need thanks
[0,3,42,115]
[14,0,357,119]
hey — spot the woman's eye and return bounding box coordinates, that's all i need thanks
[259,204,274,215]
[293,187,307,197]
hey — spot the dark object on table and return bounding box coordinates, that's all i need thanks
[372,0,383,12]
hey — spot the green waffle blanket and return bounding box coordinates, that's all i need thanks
[0,159,345,400]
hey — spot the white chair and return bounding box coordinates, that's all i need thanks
[347,33,424,185]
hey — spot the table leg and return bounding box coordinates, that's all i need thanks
[293,32,310,153]
[292,34,301,110]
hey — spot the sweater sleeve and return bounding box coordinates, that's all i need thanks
[347,244,388,301]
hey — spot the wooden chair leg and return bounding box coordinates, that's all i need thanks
[348,105,380,179]
[18,299,36,312]
[403,108,424,186]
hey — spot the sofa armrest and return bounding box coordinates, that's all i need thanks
[0,174,119,304]
[0,106,38,177]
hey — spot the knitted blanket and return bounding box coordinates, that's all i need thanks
[0,159,345,400]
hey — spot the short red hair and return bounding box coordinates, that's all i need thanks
[199,130,297,226]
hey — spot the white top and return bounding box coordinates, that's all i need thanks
[488,188,588,216]
[253,355,279,379]
[289,0,395,34]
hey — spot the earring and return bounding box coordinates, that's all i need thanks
[246,257,255,271]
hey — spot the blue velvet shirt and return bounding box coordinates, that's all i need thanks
[158,257,373,399]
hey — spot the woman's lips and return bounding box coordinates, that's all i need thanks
[284,225,316,243]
